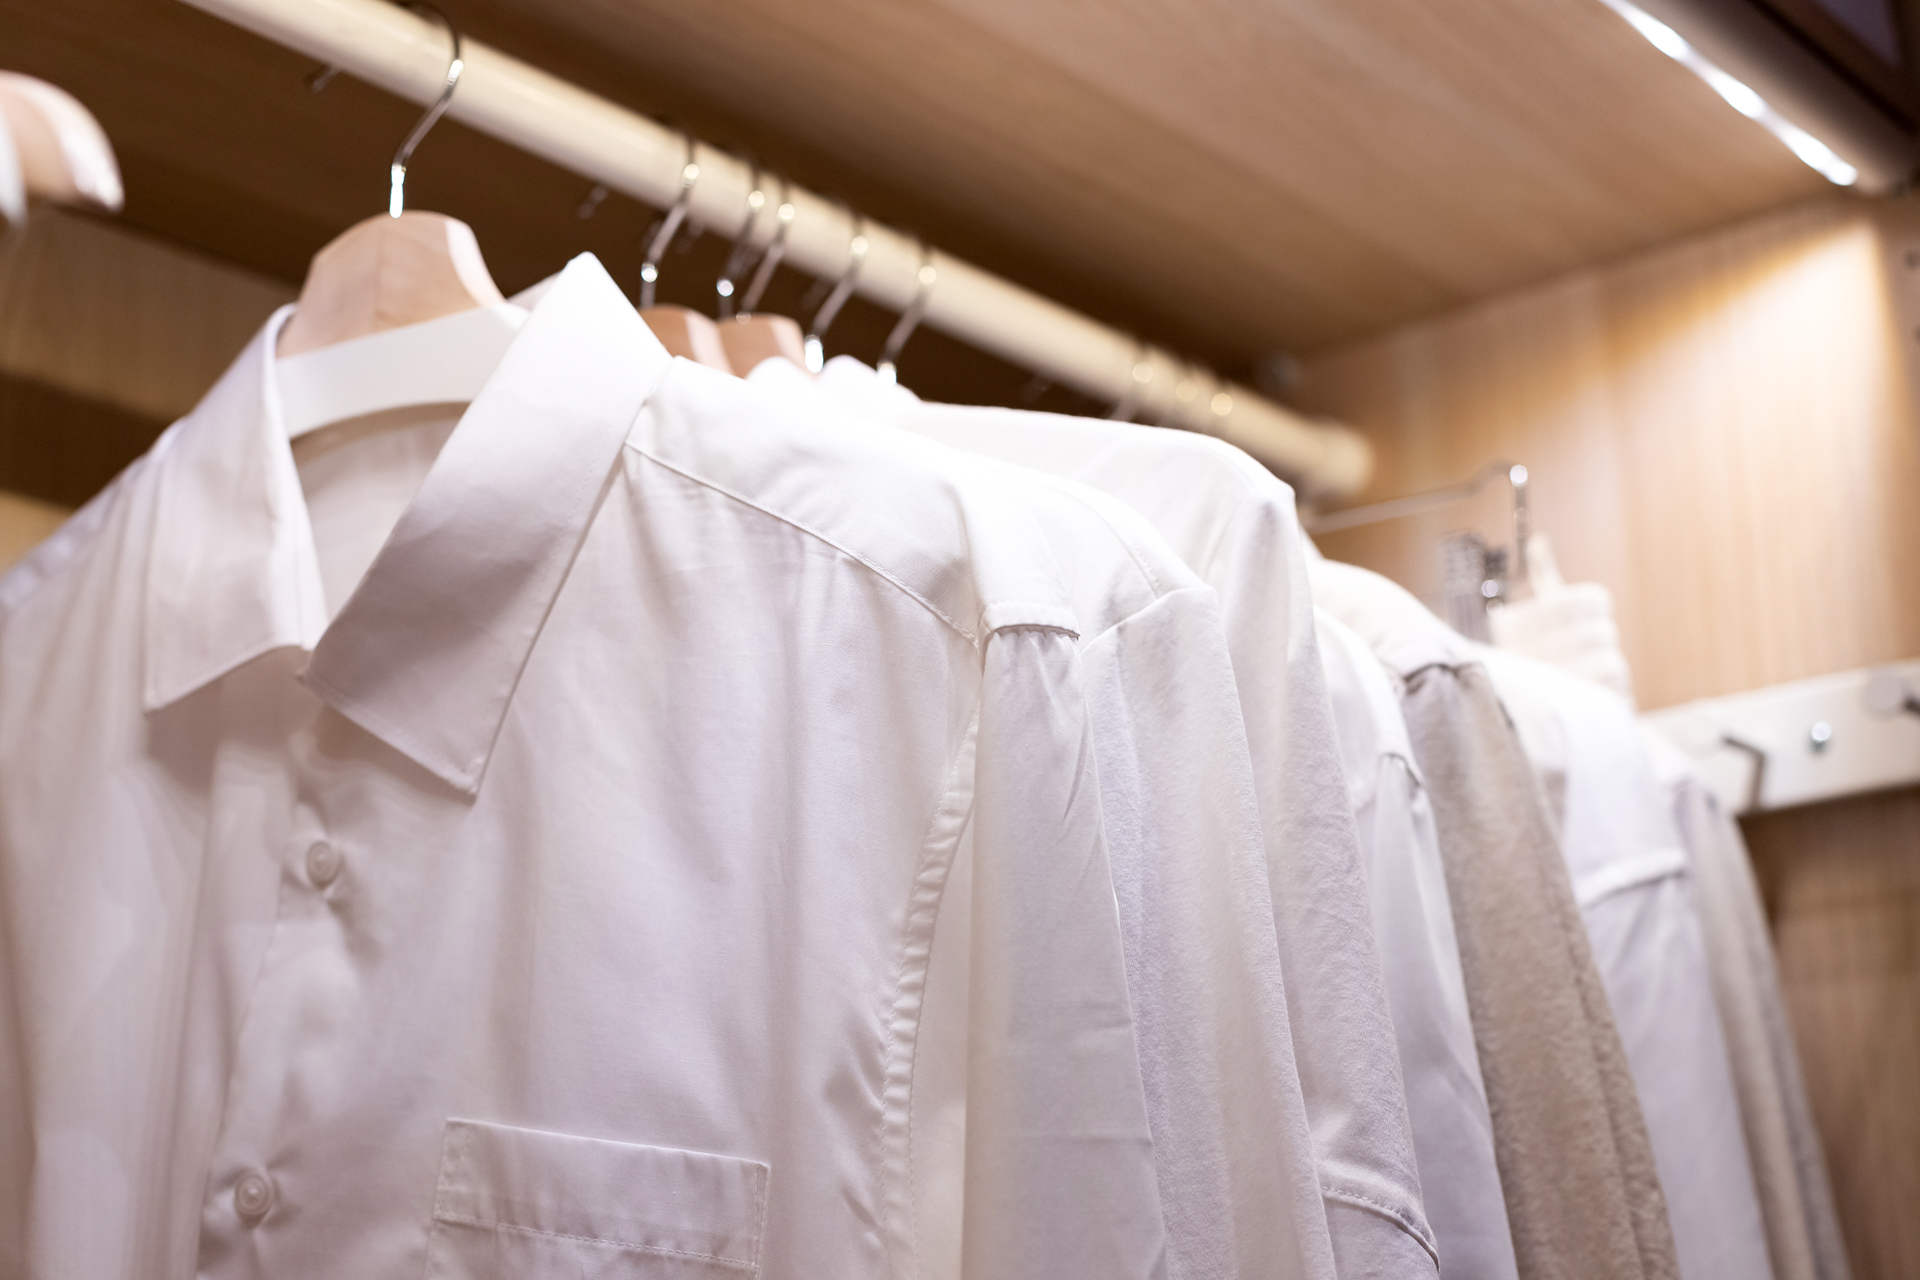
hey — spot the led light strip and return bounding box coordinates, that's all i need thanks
[1598,0,1860,185]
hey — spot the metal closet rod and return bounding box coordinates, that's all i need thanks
[178,0,1373,497]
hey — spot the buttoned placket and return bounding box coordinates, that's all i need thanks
[196,724,366,1264]
[165,256,678,1273]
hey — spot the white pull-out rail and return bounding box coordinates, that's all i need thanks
[178,0,1373,496]
[1645,659,1920,814]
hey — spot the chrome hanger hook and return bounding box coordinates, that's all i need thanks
[388,1,463,218]
[804,214,868,373]
[639,132,701,309]
[736,181,795,318]
[877,242,936,385]
[715,163,766,320]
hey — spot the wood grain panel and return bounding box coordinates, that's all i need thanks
[1745,789,1920,1280]
[0,0,1831,377]
[0,371,166,510]
[1297,192,1920,711]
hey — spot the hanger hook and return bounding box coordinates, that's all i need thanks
[804,214,868,373]
[877,242,936,385]
[388,1,463,218]
[736,180,795,318]
[639,132,700,309]
[715,162,765,320]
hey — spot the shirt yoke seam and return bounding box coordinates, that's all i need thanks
[628,441,983,646]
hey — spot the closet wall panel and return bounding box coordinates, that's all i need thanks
[1297,191,1920,714]
[1745,788,1920,1280]
[1296,190,1920,1280]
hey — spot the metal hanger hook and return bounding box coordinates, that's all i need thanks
[388,1,463,218]
[736,180,795,318]
[805,214,869,373]
[715,163,765,320]
[877,242,936,385]
[640,132,701,308]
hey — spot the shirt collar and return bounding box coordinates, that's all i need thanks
[145,253,669,794]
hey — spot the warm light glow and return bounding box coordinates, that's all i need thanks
[1211,392,1234,416]
[1598,0,1858,186]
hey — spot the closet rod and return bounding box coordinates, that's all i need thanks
[178,0,1373,497]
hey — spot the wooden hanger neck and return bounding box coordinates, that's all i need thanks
[278,211,504,357]
[719,313,809,377]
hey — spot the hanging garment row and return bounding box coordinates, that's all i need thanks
[0,46,1846,1280]
[0,192,1849,1277]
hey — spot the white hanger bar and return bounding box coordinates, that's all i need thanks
[178,0,1374,497]
[278,301,527,437]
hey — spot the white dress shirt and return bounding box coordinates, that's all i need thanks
[1315,611,1518,1280]
[1473,648,1774,1280]
[797,358,1435,1277]
[747,357,1333,1280]
[0,257,1169,1279]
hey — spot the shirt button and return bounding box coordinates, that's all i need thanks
[305,840,343,889]
[233,1170,275,1224]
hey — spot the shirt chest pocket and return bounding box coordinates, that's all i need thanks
[427,1119,771,1278]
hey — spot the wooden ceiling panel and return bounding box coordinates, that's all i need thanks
[0,0,1844,377]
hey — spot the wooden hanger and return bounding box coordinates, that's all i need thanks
[0,106,25,229]
[0,73,121,212]
[710,177,807,375]
[278,212,505,357]
[719,313,808,375]
[275,7,520,435]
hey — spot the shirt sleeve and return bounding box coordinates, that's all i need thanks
[1081,585,1338,1280]
[1402,662,1680,1280]
[962,623,1168,1279]
[1214,500,1437,1273]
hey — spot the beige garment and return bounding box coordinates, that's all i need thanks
[1402,661,1678,1280]
[1659,759,1851,1280]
